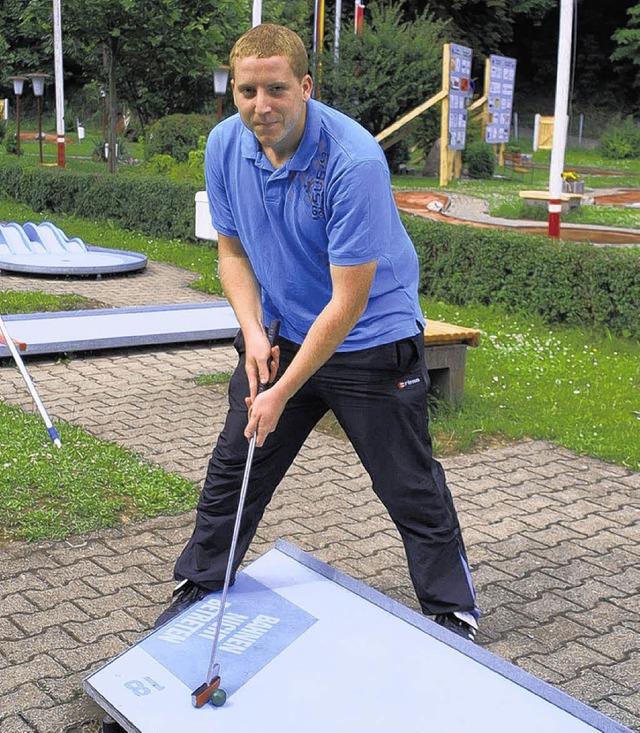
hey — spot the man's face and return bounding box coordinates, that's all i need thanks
[232,55,313,161]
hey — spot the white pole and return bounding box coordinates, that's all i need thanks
[52,0,66,167]
[252,0,262,27]
[0,315,61,448]
[334,0,342,62]
[578,113,584,146]
[548,0,573,237]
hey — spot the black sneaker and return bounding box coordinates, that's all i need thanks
[154,579,209,629]
[434,611,478,642]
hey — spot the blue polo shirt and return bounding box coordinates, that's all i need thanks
[205,98,424,351]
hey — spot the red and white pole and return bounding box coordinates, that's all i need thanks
[355,0,365,35]
[548,0,573,237]
[53,0,66,168]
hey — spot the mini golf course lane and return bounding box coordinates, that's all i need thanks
[393,191,640,246]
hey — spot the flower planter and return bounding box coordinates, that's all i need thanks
[562,180,585,194]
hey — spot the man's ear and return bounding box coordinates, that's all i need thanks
[302,74,313,102]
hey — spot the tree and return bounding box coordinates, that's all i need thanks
[0,0,54,107]
[17,0,250,170]
[321,1,449,136]
[611,2,640,109]
[399,0,556,52]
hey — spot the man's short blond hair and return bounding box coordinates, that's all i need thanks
[229,24,309,81]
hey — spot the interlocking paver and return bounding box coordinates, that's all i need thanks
[0,264,638,732]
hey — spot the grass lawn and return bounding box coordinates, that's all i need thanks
[0,401,198,542]
[423,299,639,469]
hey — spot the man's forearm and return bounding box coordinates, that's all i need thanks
[219,257,263,336]
[269,260,377,404]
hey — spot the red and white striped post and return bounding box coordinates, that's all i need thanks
[547,0,574,238]
[355,0,365,35]
[53,0,66,168]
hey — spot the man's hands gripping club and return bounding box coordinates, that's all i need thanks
[244,321,281,447]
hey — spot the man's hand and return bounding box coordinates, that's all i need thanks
[244,384,286,447]
[243,322,281,446]
[244,329,280,403]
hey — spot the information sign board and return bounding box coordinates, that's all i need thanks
[485,54,517,144]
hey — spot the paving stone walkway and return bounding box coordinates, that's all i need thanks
[0,263,638,733]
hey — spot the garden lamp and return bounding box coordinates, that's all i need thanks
[9,76,27,156]
[28,72,48,164]
[213,65,230,124]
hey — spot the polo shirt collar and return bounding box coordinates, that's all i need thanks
[287,99,321,172]
[239,99,321,172]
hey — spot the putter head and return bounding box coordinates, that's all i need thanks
[191,675,221,708]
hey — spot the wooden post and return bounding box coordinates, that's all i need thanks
[439,44,451,187]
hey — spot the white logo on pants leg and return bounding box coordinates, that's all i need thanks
[397,377,421,390]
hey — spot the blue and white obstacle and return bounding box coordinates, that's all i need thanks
[0,221,147,275]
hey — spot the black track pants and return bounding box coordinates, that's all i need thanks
[173,331,477,616]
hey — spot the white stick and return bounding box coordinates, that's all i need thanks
[0,314,61,448]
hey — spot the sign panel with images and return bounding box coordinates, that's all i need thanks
[448,43,473,150]
[485,55,517,144]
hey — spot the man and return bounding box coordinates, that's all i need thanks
[156,23,479,640]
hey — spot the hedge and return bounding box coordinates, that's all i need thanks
[402,215,640,338]
[0,162,638,337]
[0,161,199,241]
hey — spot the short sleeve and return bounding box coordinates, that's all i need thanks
[204,129,239,238]
[325,158,395,266]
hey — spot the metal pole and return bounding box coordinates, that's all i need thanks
[578,113,584,146]
[252,0,262,27]
[548,0,574,238]
[37,96,43,164]
[334,0,342,63]
[15,94,21,156]
[313,0,326,100]
[53,0,66,167]
[0,314,61,448]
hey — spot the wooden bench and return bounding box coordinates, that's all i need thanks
[424,321,480,404]
[502,151,534,183]
[519,189,583,214]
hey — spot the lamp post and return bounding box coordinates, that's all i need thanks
[9,76,27,156]
[100,87,107,138]
[28,73,48,164]
[213,65,230,124]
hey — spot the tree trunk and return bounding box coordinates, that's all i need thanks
[108,43,118,174]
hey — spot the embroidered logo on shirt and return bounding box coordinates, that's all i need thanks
[306,142,328,220]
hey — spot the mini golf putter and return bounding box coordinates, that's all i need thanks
[191,669,225,708]
[191,320,280,709]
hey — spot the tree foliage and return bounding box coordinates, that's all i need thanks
[23,0,248,125]
[320,2,448,136]
[611,3,640,106]
[400,0,556,51]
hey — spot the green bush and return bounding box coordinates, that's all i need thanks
[402,215,640,338]
[143,113,213,163]
[463,141,495,179]
[0,162,199,241]
[3,130,18,155]
[599,115,640,159]
[384,139,411,174]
